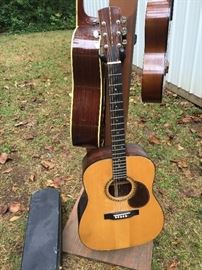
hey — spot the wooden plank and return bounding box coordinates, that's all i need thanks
[63,192,153,270]
[166,82,202,108]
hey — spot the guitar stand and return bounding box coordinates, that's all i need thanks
[63,1,153,269]
[63,192,153,270]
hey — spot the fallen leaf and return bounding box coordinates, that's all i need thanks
[24,133,35,140]
[0,153,9,164]
[4,85,9,90]
[9,202,21,213]
[148,133,161,145]
[27,120,37,128]
[9,216,21,222]
[139,117,147,124]
[180,101,189,106]
[14,121,28,127]
[44,145,54,152]
[61,193,68,203]
[182,188,202,198]
[164,123,171,128]
[32,154,41,159]
[29,174,36,182]
[198,131,202,138]
[41,160,55,170]
[177,159,188,169]
[171,159,189,172]
[177,144,184,151]
[167,259,180,269]
[198,148,202,158]
[0,128,4,135]
[2,167,13,174]
[179,115,201,124]
[0,204,9,215]
[46,176,68,188]
[183,169,192,178]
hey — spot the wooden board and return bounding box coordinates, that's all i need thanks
[63,192,153,270]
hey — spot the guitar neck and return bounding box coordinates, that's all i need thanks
[107,62,127,179]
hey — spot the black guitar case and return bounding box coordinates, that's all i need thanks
[21,188,61,270]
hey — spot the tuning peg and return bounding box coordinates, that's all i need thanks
[92,19,99,25]
[121,16,127,25]
[122,39,127,47]
[93,30,100,39]
[122,27,127,37]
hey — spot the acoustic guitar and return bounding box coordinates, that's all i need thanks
[78,6,164,251]
[142,0,171,102]
[71,0,103,147]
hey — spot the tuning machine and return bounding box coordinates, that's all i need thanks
[120,16,128,48]
[121,16,127,25]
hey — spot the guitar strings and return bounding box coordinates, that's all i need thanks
[107,8,127,213]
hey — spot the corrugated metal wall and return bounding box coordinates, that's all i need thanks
[166,0,202,100]
[84,0,108,16]
[84,0,202,103]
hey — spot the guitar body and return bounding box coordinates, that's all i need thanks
[71,0,103,147]
[78,145,164,250]
[142,0,171,102]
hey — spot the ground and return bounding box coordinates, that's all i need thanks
[0,30,201,270]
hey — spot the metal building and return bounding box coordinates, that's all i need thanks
[84,0,202,107]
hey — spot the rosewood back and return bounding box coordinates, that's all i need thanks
[142,0,171,102]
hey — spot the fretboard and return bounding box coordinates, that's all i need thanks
[107,62,127,180]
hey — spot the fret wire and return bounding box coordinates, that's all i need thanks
[108,73,122,76]
[112,147,126,151]
[113,159,126,163]
[113,168,127,172]
[111,128,124,131]
[112,133,125,137]
[111,116,124,119]
[113,174,127,178]
[113,159,126,162]
[112,155,126,158]
[112,145,126,149]
[109,83,122,86]
[111,123,124,127]
[112,150,126,153]
[111,109,124,112]
[110,101,123,104]
[109,92,122,96]
[113,171,127,175]
[111,139,124,142]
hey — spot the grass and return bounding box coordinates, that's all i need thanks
[0,30,201,270]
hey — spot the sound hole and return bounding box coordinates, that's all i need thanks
[128,181,150,208]
[106,178,135,201]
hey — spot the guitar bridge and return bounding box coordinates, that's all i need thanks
[104,210,139,220]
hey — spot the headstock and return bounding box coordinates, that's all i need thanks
[98,7,128,63]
